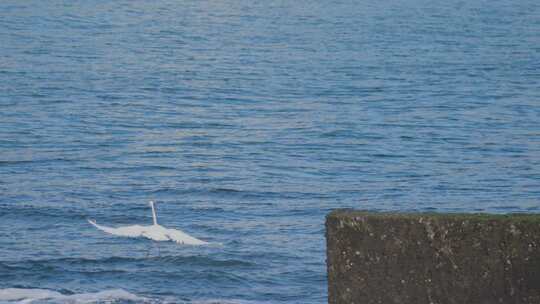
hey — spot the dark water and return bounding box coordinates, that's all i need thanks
[0,0,539,303]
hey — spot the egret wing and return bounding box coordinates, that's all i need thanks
[88,220,148,238]
[164,227,208,245]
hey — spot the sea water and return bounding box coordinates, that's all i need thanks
[0,0,539,303]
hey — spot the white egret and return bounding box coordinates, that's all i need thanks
[88,201,208,245]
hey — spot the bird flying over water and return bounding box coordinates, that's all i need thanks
[88,201,208,245]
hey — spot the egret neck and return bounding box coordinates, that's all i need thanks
[150,201,158,226]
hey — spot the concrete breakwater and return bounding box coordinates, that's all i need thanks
[326,210,540,304]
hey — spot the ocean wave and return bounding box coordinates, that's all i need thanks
[0,288,146,303]
[149,186,315,201]
[0,288,269,304]
[0,255,253,271]
[0,204,86,221]
[0,158,78,167]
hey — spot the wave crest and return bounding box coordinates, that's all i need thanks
[0,288,146,303]
[0,288,269,304]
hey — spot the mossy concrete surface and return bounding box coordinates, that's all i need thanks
[326,210,540,304]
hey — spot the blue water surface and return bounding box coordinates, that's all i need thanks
[0,0,539,303]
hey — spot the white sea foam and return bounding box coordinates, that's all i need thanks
[0,289,267,304]
[0,288,146,303]
[0,289,62,302]
[88,220,208,245]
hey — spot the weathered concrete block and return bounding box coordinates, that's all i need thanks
[326,210,540,304]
